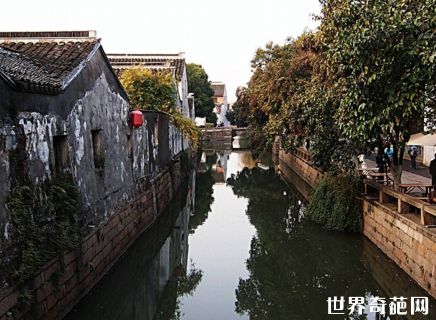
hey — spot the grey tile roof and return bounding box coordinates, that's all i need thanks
[0,40,99,94]
[211,83,226,97]
[107,54,186,80]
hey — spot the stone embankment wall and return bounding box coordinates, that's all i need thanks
[278,148,436,298]
[0,158,186,320]
[363,199,436,298]
[278,149,323,188]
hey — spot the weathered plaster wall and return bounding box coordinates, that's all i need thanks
[169,123,183,158]
[179,68,190,119]
[0,43,192,320]
[0,126,14,245]
[178,67,191,151]
[0,49,187,268]
[0,73,134,251]
[0,49,132,247]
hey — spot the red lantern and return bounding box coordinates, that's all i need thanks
[131,110,143,128]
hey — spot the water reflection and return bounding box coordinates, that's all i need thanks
[177,151,259,319]
[189,150,256,234]
[228,159,435,320]
[189,153,215,233]
[232,135,250,150]
[66,177,201,320]
[66,152,435,320]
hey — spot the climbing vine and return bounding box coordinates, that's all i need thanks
[5,185,41,285]
[4,175,81,287]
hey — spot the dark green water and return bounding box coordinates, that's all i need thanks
[66,151,434,320]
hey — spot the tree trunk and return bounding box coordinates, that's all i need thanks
[391,144,404,191]
[391,164,402,190]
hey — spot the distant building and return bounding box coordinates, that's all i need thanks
[211,82,229,126]
[211,82,228,107]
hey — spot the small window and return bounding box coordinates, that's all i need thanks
[92,130,104,170]
[53,135,69,174]
[154,119,159,146]
[127,134,133,159]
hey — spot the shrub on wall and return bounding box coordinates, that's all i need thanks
[306,174,362,232]
[4,175,80,287]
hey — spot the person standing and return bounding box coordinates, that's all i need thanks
[430,154,436,189]
[375,148,386,173]
[409,147,418,169]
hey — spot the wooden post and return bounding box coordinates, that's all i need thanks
[398,199,410,214]
[379,190,389,203]
[421,207,431,226]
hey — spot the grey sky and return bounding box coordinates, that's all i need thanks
[1,0,321,102]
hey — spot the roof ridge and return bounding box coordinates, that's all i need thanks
[108,53,184,57]
[0,31,97,43]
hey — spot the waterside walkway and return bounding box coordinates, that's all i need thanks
[363,159,431,185]
[362,158,436,230]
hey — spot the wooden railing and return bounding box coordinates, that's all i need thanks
[364,179,436,226]
[295,147,312,163]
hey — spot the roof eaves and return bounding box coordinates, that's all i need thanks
[0,67,17,88]
[61,41,101,91]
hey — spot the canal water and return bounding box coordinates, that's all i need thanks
[67,150,434,320]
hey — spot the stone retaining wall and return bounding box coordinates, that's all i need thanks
[363,200,436,298]
[0,159,184,320]
[278,149,323,188]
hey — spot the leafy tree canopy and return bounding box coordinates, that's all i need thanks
[120,68,176,111]
[241,0,436,183]
[228,87,250,127]
[186,63,217,124]
[318,0,436,184]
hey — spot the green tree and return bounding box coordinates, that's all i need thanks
[243,33,355,172]
[120,68,176,111]
[318,0,436,187]
[228,86,249,127]
[243,0,435,182]
[243,41,291,150]
[186,63,217,125]
[120,68,201,146]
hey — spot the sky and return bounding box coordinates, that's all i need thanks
[0,0,321,102]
